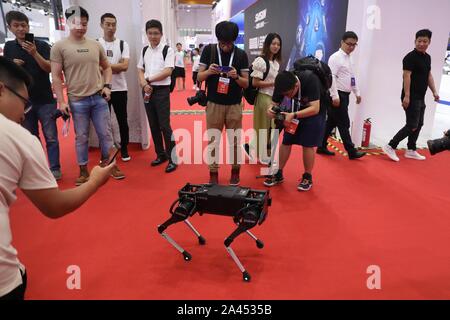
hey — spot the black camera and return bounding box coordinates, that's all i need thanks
[51,109,70,121]
[187,90,208,107]
[427,130,450,155]
[271,106,286,129]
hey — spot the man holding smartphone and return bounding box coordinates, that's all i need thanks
[51,6,125,185]
[197,21,249,186]
[0,57,115,300]
[3,11,62,181]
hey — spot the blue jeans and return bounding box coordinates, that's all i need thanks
[23,102,61,171]
[70,94,113,165]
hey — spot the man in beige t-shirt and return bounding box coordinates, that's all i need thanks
[51,6,125,185]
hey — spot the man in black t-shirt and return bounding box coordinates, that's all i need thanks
[383,29,440,162]
[3,11,61,180]
[264,70,326,192]
[197,21,249,185]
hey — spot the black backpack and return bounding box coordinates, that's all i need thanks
[243,57,270,105]
[142,45,176,93]
[293,55,332,90]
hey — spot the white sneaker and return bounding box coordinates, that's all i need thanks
[382,145,400,162]
[405,150,426,161]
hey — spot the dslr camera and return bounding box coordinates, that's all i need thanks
[187,90,208,107]
[271,106,286,129]
[427,129,450,155]
[51,109,70,121]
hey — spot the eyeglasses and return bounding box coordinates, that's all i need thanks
[344,42,358,47]
[4,84,32,114]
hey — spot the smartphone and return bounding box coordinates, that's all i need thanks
[218,66,233,73]
[25,33,34,43]
[107,146,120,165]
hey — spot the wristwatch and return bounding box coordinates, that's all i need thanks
[103,84,112,90]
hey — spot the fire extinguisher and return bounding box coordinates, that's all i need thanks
[362,118,372,148]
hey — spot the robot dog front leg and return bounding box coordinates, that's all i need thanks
[158,197,205,261]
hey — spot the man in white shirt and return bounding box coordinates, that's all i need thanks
[0,56,114,300]
[137,20,177,173]
[318,31,366,160]
[99,13,131,162]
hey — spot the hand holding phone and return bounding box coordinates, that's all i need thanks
[22,34,37,57]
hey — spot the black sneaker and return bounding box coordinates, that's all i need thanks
[263,171,284,187]
[230,168,240,186]
[298,173,313,192]
[348,150,366,160]
[121,147,131,162]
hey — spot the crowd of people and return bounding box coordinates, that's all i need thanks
[0,5,441,299]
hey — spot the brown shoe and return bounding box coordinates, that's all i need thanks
[230,168,240,186]
[111,165,125,180]
[209,171,218,184]
[75,165,89,186]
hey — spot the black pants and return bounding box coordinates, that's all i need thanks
[389,100,426,151]
[108,91,129,150]
[144,86,176,161]
[0,270,27,300]
[192,72,201,88]
[322,91,356,153]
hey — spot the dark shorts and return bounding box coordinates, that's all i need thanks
[283,113,326,147]
[174,66,185,78]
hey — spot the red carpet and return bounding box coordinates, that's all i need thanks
[8,69,450,300]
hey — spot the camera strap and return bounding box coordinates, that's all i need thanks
[216,44,235,67]
[291,76,301,113]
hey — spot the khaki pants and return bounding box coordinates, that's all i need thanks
[206,101,243,172]
[249,92,274,161]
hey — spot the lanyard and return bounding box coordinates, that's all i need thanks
[216,44,235,67]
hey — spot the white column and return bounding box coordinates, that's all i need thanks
[62,0,150,149]
[346,0,450,148]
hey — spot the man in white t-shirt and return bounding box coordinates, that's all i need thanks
[98,13,131,162]
[0,57,114,300]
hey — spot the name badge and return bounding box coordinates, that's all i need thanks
[107,50,114,57]
[351,77,356,87]
[217,77,230,95]
[286,119,299,135]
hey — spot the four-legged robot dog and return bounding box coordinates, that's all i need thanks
[158,184,271,282]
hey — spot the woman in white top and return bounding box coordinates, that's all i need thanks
[174,43,186,91]
[247,33,282,164]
